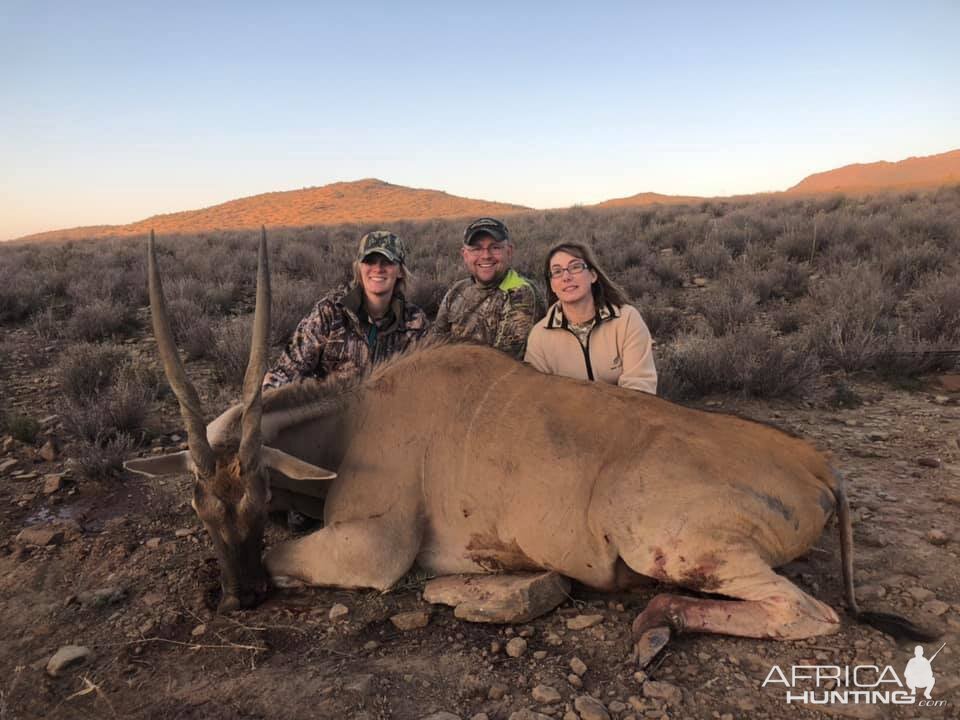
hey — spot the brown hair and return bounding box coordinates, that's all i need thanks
[543,242,630,308]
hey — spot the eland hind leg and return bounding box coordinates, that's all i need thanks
[265,510,422,592]
[631,554,840,641]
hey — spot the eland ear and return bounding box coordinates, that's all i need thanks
[262,446,337,480]
[124,451,194,477]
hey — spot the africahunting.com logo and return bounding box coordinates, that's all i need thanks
[762,642,947,707]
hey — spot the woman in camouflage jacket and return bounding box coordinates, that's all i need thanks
[262,231,429,390]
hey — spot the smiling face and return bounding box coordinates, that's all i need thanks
[461,233,513,286]
[549,250,598,308]
[359,253,402,298]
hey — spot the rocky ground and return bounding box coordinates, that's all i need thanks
[1,326,959,720]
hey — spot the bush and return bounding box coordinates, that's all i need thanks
[686,240,732,279]
[66,298,140,341]
[695,278,759,336]
[908,273,960,343]
[73,433,137,480]
[658,324,818,400]
[211,316,252,389]
[57,343,128,402]
[803,268,896,372]
[0,411,40,443]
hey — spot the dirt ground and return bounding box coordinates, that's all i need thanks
[1,325,958,720]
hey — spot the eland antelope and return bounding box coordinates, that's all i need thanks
[126,231,934,646]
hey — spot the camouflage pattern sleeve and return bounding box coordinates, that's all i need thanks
[261,300,333,390]
[493,282,545,360]
[429,286,455,339]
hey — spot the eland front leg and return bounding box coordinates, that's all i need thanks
[265,509,423,591]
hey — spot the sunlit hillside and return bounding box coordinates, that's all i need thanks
[15,179,530,243]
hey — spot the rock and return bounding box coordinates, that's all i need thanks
[568,673,582,688]
[191,624,207,636]
[169,434,183,443]
[42,474,65,495]
[488,684,507,700]
[424,572,570,623]
[866,431,889,441]
[345,674,375,696]
[937,373,960,392]
[692,277,708,287]
[142,592,164,607]
[470,715,490,720]
[174,527,197,538]
[574,695,611,720]
[77,586,126,607]
[363,640,379,650]
[509,712,553,720]
[39,439,59,462]
[329,603,350,620]
[908,587,935,603]
[566,614,604,630]
[570,656,588,676]
[533,650,548,660]
[628,695,646,711]
[531,684,561,704]
[642,680,682,706]
[608,701,627,713]
[544,631,562,646]
[922,599,950,616]
[0,458,19,473]
[926,529,950,546]
[47,645,93,676]
[506,637,528,657]
[508,711,551,720]
[917,456,941,468]
[145,537,162,549]
[391,610,431,631]
[16,527,64,546]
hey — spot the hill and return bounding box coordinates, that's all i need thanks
[787,148,960,194]
[16,179,530,242]
[591,191,707,209]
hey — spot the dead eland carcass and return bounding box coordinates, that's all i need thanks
[126,231,935,650]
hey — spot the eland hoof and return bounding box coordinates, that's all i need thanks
[633,625,670,668]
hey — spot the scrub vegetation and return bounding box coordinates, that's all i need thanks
[1,185,959,467]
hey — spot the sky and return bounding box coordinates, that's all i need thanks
[2,0,958,240]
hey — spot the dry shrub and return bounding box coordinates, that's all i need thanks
[57,343,128,402]
[686,240,732,279]
[638,298,683,342]
[658,324,818,400]
[0,411,40,443]
[880,240,946,292]
[746,257,809,304]
[272,277,321,346]
[803,267,896,372]
[211,316,252,389]
[66,298,140,341]
[650,255,684,288]
[908,273,960,343]
[73,433,137,480]
[695,278,759,336]
[0,271,46,323]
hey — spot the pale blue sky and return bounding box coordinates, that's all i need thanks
[2,0,958,240]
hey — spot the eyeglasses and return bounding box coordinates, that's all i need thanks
[465,243,507,257]
[549,260,590,279]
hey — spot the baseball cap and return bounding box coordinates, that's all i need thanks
[357,231,406,264]
[463,217,509,245]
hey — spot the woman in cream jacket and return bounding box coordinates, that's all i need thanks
[524,242,657,394]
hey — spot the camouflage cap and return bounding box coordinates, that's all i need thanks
[358,230,406,264]
[463,217,510,245]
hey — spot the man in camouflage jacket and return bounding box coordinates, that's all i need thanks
[431,218,544,360]
[262,232,429,390]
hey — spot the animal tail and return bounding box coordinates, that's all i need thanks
[834,478,940,642]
